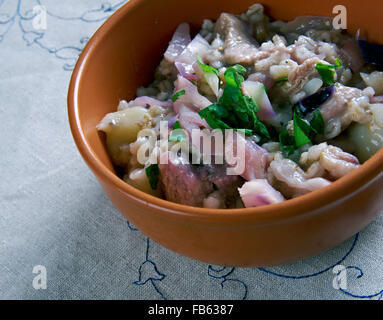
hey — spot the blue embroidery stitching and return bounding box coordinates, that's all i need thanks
[132,237,167,300]
[258,233,359,279]
[336,266,383,299]
[208,266,248,300]
[127,220,138,231]
[0,0,128,70]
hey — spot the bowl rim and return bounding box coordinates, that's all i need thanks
[68,0,383,224]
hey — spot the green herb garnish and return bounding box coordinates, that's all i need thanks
[293,107,325,146]
[171,90,186,102]
[198,64,270,141]
[315,58,343,86]
[169,121,187,143]
[279,129,295,156]
[145,164,160,190]
[279,108,325,154]
[197,54,219,77]
[293,111,312,147]
[276,77,289,84]
[310,109,325,135]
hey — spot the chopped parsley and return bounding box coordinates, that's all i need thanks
[315,58,343,86]
[293,111,312,147]
[279,129,296,156]
[198,64,270,142]
[279,108,325,154]
[196,54,220,96]
[197,54,219,77]
[310,109,325,135]
[276,77,289,84]
[171,90,186,102]
[145,164,160,190]
[169,121,187,143]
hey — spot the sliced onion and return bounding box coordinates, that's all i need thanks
[174,34,210,81]
[194,61,220,97]
[175,61,198,82]
[242,81,276,121]
[164,23,191,63]
[173,76,212,113]
[167,115,179,128]
[238,179,285,208]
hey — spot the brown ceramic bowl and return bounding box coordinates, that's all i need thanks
[68,0,383,267]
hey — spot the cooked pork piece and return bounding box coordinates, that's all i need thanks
[300,143,360,179]
[267,153,331,198]
[158,152,243,207]
[319,84,374,138]
[214,13,260,65]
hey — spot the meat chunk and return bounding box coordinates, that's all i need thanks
[287,57,322,92]
[200,164,244,199]
[247,72,275,90]
[158,152,244,207]
[290,36,338,65]
[158,152,214,207]
[253,36,291,73]
[300,143,360,180]
[249,35,340,95]
[319,84,374,138]
[239,179,285,208]
[267,153,331,198]
[320,85,367,122]
[214,13,259,65]
[196,164,244,205]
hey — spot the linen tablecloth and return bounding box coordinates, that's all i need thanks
[1,0,382,300]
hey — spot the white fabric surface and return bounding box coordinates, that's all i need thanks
[0,0,382,300]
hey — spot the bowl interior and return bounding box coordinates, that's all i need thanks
[70,0,383,215]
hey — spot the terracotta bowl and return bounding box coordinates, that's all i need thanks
[68,0,383,267]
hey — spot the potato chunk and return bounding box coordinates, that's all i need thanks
[348,122,383,163]
[97,107,153,165]
[361,71,383,95]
